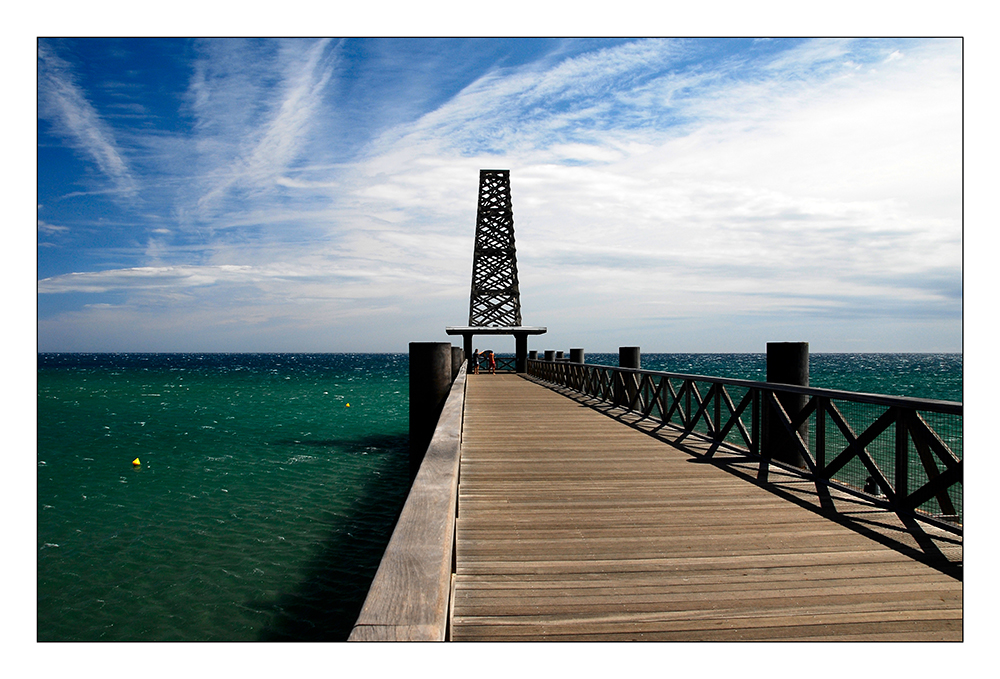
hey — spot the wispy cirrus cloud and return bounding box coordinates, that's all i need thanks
[37,42,139,199]
[365,39,695,159]
[188,38,339,217]
[37,265,275,294]
[37,219,69,236]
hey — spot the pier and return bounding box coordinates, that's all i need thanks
[349,352,962,641]
[349,170,961,641]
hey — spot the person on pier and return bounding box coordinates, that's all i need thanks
[472,349,480,375]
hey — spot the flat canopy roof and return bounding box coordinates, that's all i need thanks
[445,326,547,335]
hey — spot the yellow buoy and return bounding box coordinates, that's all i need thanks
[345,403,351,407]
[132,458,141,466]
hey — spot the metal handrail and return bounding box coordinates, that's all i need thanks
[472,355,517,372]
[528,359,963,535]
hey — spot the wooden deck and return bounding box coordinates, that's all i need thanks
[451,374,962,641]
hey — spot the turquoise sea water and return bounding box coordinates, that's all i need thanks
[37,352,961,641]
[37,353,409,642]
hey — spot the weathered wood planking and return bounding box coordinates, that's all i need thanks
[451,374,962,641]
[348,362,467,642]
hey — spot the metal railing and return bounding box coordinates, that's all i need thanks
[472,355,517,372]
[528,359,962,535]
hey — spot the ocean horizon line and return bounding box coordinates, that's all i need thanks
[37,350,964,355]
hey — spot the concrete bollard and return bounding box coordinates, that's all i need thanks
[619,347,641,369]
[617,347,641,408]
[764,342,809,468]
[409,342,453,480]
[529,350,538,360]
[544,350,555,362]
[568,349,585,389]
[451,346,464,382]
[555,351,564,360]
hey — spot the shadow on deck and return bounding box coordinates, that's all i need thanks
[524,375,962,581]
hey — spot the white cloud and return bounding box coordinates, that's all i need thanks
[38,265,252,294]
[37,43,139,199]
[38,220,69,235]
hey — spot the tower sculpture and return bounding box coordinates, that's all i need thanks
[447,170,545,372]
[468,170,522,327]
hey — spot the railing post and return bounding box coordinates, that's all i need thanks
[895,407,909,507]
[713,384,721,439]
[685,380,692,429]
[764,341,809,469]
[816,396,827,477]
[409,342,453,480]
[659,377,669,423]
[751,388,760,457]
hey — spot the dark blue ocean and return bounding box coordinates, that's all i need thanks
[37,352,961,641]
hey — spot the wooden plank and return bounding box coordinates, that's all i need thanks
[348,624,443,641]
[453,569,952,591]
[452,595,963,617]
[450,617,962,642]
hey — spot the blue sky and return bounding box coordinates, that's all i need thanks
[36,37,963,353]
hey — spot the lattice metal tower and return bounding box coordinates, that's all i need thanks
[468,169,522,327]
[447,169,545,371]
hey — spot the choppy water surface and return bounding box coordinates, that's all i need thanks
[37,353,409,641]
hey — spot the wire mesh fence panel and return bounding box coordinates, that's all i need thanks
[825,399,894,492]
[720,384,753,449]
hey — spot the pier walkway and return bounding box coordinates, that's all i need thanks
[451,374,962,641]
